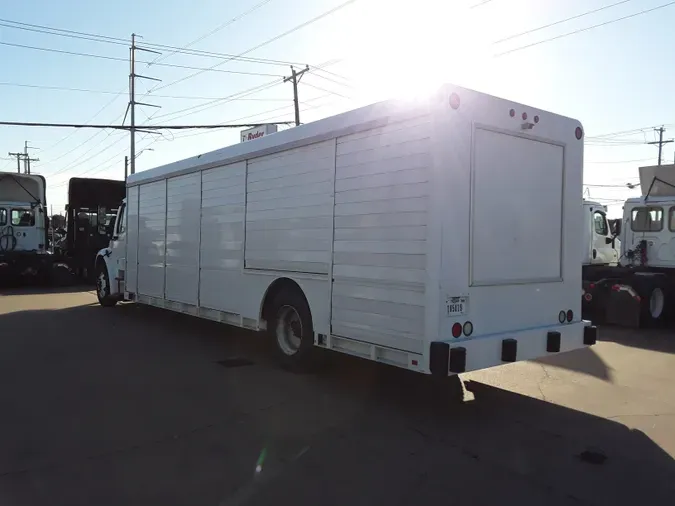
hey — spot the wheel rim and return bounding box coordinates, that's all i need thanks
[276,305,302,356]
[97,271,107,299]
[650,288,665,318]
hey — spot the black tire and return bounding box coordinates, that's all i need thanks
[50,263,75,287]
[268,289,316,372]
[96,263,118,307]
[633,276,667,328]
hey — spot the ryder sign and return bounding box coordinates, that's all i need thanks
[240,124,278,143]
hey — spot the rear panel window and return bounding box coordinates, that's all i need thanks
[631,207,663,232]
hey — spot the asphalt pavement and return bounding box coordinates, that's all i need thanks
[0,287,674,506]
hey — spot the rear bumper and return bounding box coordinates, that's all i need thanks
[430,321,595,376]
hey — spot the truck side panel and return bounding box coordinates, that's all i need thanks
[126,185,140,293]
[331,116,431,354]
[199,162,246,312]
[137,180,167,298]
[165,173,201,305]
[244,140,335,274]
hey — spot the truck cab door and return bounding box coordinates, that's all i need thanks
[9,207,44,252]
[591,210,617,265]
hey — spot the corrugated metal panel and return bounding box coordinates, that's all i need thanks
[137,180,166,298]
[165,173,200,304]
[245,140,334,274]
[331,117,431,353]
[199,162,246,311]
[125,185,139,293]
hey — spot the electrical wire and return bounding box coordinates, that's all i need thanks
[301,80,351,100]
[149,0,360,93]
[495,1,675,57]
[147,0,275,67]
[0,17,305,67]
[493,0,635,44]
[0,41,285,77]
[0,81,292,101]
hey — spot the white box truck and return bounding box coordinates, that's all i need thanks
[95,84,596,381]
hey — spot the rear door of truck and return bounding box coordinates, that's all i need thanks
[433,86,584,342]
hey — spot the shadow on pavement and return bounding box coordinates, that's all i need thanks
[534,346,613,382]
[0,302,673,506]
[0,285,94,297]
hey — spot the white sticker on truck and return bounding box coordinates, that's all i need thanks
[446,296,468,317]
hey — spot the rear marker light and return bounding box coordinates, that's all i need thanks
[566,310,574,323]
[452,322,462,338]
[533,115,539,124]
[449,93,460,110]
[463,321,473,336]
[558,311,566,324]
[509,108,515,117]
[521,112,528,121]
[411,359,418,366]
[575,126,583,140]
[589,283,596,289]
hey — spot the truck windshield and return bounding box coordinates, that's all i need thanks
[11,209,35,227]
[631,206,663,232]
[593,211,608,236]
[0,208,6,226]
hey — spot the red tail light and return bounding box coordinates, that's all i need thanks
[575,126,583,140]
[589,283,595,289]
[566,310,573,322]
[452,322,462,338]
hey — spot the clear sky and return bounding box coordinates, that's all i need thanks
[1,0,674,216]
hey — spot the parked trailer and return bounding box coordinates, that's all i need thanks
[95,84,596,382]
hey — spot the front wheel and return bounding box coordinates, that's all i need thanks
[96,263,117,307]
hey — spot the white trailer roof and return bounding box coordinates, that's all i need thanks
[127,93,435,187]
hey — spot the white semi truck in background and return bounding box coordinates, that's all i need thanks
[581,164,675,327]
[0,172,51,283]
[95,84,596,389]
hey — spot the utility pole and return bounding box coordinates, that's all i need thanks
[647,127,674,166]
[126,33,161,176]
[284,65,309,126]
[8,152,23,173]
[23,141,39,174]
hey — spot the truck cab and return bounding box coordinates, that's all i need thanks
[95,197,127,305]
[583,199,620,267]
[0,173,49,282]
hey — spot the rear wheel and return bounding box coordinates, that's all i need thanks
[633,276,667,327]
[96,263,117,307]
[268,289,316,372]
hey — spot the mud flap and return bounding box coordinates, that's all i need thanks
[604,289,641,328]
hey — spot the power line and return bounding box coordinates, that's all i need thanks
[0,16,304,67]
[147,0,275,66]
[301,80,351,100]
[495,1,675,57]
[493,0,635,44]
[0,40,285,77]
[0,120,291,130]
[147,79,284,122]
[0,81,292,101]
[149,0,360,93]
